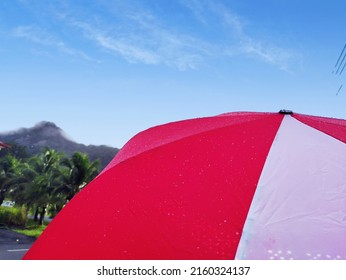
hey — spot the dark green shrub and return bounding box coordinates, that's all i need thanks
[0,206,27,227]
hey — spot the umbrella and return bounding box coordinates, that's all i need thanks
[0,141,10,150]
[23,110,346,260]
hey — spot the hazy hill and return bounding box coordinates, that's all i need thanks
[0,121,119,169]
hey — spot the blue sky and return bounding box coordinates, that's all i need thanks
[1,0,346,148]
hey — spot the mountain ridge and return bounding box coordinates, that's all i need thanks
[0,121,119,169]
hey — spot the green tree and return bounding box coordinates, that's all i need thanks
[8,161,36,207]
[21,148,63,225]
[5,149,100,225]
[0,155,23,206]
[57,152,100,201]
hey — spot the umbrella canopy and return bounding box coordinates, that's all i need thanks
[23,111,346,260]
[0,141,10,150]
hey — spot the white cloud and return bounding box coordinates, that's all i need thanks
[180,0,208,24]
[12,1,296,71]
[67,12,210,70]
[241,38,294,71]
[12,25,94,61]
[215,6,293,70]
[181,0,295,71]
[94,34,160,65]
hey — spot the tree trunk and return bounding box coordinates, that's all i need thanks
[0,188,7,206]
[38,206,46,225]
[34,207,40,222]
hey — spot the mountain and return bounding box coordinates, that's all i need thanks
[0,121,119,169]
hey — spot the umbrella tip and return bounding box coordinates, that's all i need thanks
[279,109,293,115]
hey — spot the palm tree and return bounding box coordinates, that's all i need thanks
[8,161,36,207]
[16,148,63,225]
[0,155,23,206]
[57,152,100,202]
[5,149,100,224]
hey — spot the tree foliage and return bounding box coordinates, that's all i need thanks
[57,152,99,201]
[0,146,100,225]
[0,155,24,206]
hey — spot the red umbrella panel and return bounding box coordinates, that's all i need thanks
[23,111,346,260]
[0,141,10,149]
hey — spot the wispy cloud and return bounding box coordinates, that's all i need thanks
[70,20,161,65]
[179,0,208,25]
[181,0,295,71]
[11,0,297,71]
[64,8,212,70]
[12,25,94,61]
[239,39,294,71]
